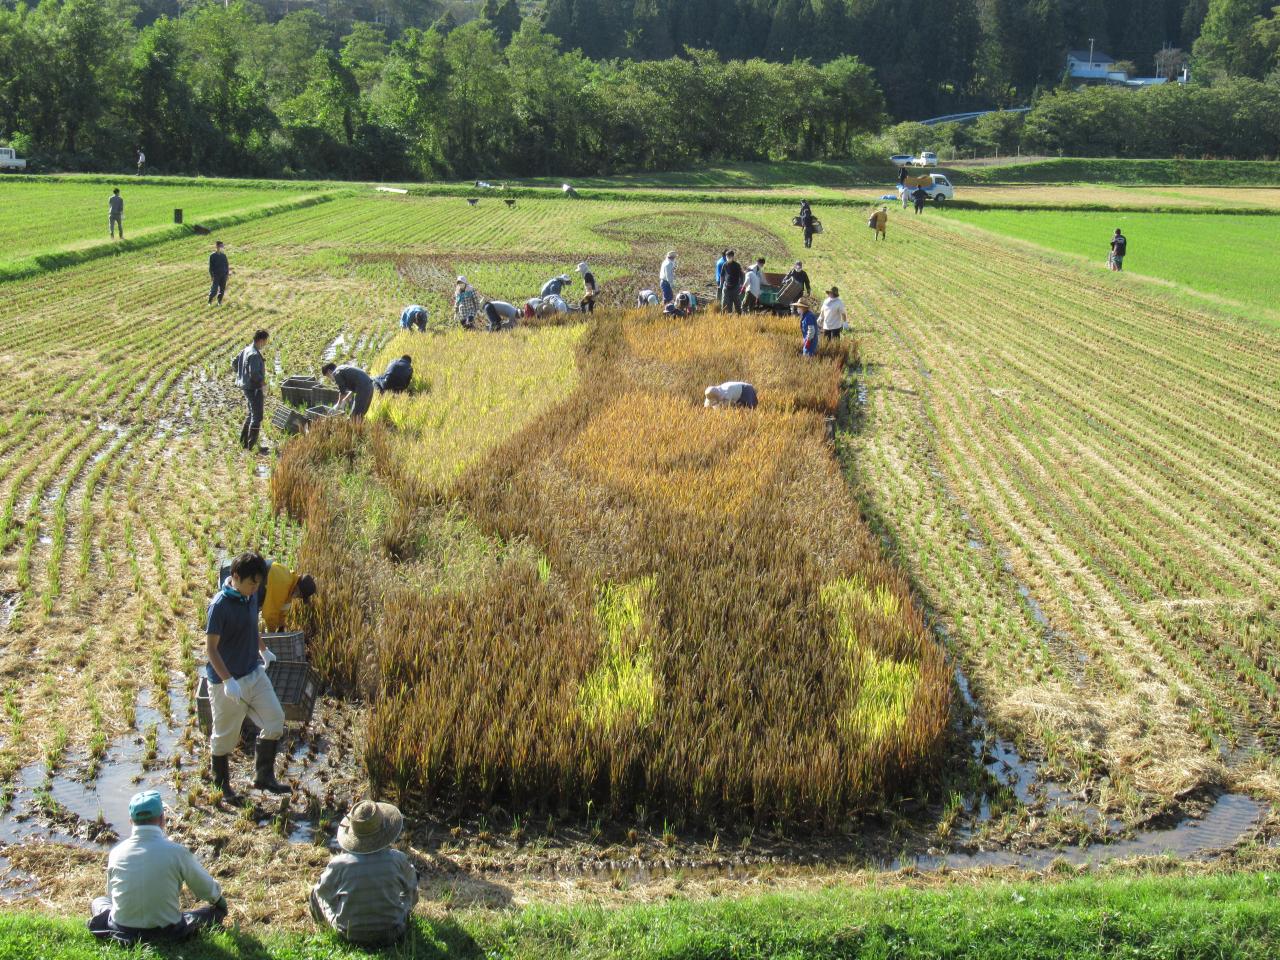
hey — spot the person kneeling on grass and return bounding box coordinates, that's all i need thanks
[311,800,419,947]
[88,790,228,947]
[206,552,290,803]
[375,355,414,395]
[322,362,375,421]
[704,381,758,410]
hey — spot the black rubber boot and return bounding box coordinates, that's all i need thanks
[253,739,290,794]
[211,753,240,805]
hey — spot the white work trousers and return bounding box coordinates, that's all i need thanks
[209,666,285,756]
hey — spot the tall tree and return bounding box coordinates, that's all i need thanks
[1194,0,1272,76]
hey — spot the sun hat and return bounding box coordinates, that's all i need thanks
[560,273,571,282]
[337,800,403,854]
[827,286,840,297]
[667,250,677,258]
[296,574,317,601]
[455,275,467,284]
[576,261,589,272]
[129,790,164,823]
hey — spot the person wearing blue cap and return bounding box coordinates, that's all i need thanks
[88,790,228,945]
[206,551,290,802]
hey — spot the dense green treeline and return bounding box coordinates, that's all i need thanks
[0,1,882,178]
[1,0,1278,180]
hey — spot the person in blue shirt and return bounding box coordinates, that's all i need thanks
[205,552,289,802]
[714,249,728,295]
[800,308,819,357]
[399,305,428,331]
[540,274,572,298]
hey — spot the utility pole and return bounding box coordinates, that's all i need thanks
[1088,38,1095,69]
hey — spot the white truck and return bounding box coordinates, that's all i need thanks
[899,172,954,203]
[0,146,27,171]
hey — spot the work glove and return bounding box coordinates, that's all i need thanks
[260,647,277,667]
[223,678,243,702]
[212,896,229,917]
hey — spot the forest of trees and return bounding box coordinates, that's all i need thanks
[0,0,1277,179]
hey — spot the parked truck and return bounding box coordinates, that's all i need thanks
[0,146,27,171]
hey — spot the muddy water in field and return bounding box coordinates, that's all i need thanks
[0,683,190,850]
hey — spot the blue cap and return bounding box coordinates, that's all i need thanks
[129,790,164,822]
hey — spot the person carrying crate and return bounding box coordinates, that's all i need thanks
[205,552,290,801]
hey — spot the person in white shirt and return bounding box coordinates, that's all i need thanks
[819,285,847,340]
[742,258,765,311]
[88,790,227,946]
[659,251,677,304]
[704,381,758,409]
[636,289,660,307]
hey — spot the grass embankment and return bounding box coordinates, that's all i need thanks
[5,871,1280,958]
[0,186,341,282]
[953,157,1280,186]
[942,208,1280,319]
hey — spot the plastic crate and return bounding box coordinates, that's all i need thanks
[195,662,319,734]
[280,376,320,407]
[310,385,340,406]
[263,630,305,661]
[271,406,309,435]
[267,660,320,724]
[307,405,342,421]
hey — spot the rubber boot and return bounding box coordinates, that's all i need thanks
[247,427,263,454]
[211,753,240,805]
[253,739,290,794]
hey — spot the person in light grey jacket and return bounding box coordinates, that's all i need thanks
[235,329,268,451]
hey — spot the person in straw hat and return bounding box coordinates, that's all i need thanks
[310,800,419,946]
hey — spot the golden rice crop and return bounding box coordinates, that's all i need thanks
[276,308,950,825]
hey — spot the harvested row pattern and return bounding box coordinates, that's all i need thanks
[801,205,1280,813]
[276,302,951,825]
[0,198,419,789]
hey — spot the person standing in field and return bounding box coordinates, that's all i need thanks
[800,202,816,248]
[322,362,376,420]
[454,276,479,329]
[659,250,677,304]
[872,207,888,241]
[208,241,230,305]
[576,261,598,313]
[234,329,268,452]
[108,188,124,239]
[205,551,290,802]
[912,186,928,215]
[1109,228,1127,271]
[800,306,819,357]
[714,249,728,297]
[742,258,764,311]
[88,790,229,946]
[719,250,744,314]
[820,285,847,340]
[136,149,146,175]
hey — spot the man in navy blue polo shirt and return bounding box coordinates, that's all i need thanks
[205,552,290,802]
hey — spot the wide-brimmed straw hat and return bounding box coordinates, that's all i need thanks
[337,800,403,854]
[827,286,840,297]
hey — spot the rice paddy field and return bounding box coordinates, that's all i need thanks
[0,175,1278,936]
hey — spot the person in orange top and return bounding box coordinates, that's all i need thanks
[259,561,317,632]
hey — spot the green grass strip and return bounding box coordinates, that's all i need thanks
[0,192,343,285]
[954,157,1280,186]
[4,869,1280,958]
